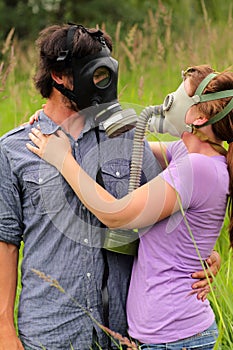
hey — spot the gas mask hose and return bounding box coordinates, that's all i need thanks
[103,105,156,256]
[128,105,157,192]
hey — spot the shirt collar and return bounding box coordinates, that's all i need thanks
[36,111,105,140]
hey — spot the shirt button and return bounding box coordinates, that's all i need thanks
[87,272,91,278]
[38,178,43,183]
[115,171,120,177]
[84,238,89,244]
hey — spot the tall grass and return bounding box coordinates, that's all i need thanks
[1,1,233,348]
[0,36,43,134]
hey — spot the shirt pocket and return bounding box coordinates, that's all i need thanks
[101,161,130,198]
[23,167,66,214]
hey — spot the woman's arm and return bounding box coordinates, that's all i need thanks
[62,152,179,229]
[26,128,180,229]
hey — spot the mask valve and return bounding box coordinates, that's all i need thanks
[163,93,174,111]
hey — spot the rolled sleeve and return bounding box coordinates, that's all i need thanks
[0,143,23,247]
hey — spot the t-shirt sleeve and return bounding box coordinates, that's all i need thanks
[159,153,196,210]
[0,143,23,247]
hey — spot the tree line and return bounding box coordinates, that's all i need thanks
[0,0,232,43]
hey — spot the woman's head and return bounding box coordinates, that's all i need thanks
[183,65,233,145]
[159,65,233,139]
[184,65,233,249]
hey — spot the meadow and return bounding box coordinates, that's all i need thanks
[1,1,233,348]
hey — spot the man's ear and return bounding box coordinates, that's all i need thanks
[192,116,209,126]
[51,71,63,84]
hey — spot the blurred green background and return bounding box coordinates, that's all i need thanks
[1,1,233,348]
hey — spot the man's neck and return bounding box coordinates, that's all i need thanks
[44,98,85,139]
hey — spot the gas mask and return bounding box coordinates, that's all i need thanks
[148,72,233,137]
[53,25,137,137]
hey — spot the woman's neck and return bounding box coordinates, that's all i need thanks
[182,130,225,156]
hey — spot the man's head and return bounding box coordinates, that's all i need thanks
[34,24,117,111]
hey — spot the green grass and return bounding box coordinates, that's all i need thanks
[1,3,233,348]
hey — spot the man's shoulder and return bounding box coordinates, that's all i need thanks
[0,124,30,143]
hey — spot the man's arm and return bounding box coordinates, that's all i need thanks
[191,250,221,301]
[148,141,169,169]
[0,242,24,349]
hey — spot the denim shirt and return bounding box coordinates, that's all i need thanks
[0,112,161,350]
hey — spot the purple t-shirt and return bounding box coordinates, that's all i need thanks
[127,140,229,344]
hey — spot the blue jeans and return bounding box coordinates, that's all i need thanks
[138,321,218,350]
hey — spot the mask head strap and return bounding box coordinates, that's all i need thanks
[196,98,233,127]
[56,25,77,62]
[57,24,106,63]
[195,72,233,102]
[192,72,233,127]
[195,73,217,95]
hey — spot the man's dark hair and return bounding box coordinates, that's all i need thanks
[34,24,113,98]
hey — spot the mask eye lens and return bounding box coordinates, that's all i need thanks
[93,67,111,87]
[163,93,174,111]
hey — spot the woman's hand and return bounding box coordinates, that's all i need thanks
[26,128,71,171]
[28,104,46,124]
[190,250,221,301]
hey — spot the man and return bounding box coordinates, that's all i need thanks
[0,24,219,350]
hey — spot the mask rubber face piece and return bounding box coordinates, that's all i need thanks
[162,82,198,137]
[72,49,137,137]
[71,48,119,110]
[55,26,138,137]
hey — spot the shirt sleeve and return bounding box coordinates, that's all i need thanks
[0,143,23,247]
[140,139,162,185]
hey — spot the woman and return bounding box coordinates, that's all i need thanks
[27,65,233,349]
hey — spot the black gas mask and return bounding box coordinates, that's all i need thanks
[53,25,137,137]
